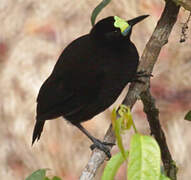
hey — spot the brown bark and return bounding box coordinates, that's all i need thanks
[80,0,180,179]
[172,0,191,11]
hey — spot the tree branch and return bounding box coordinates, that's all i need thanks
[172,0,191,11]
[140,89,178,180]
[80,0,180,179]
[80,124,115,180]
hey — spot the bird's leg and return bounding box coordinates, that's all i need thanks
[75,123,115,158]
[131,70,153,83]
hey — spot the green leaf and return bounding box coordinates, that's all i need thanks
[52,176,62,180]
[115,116,127,159]
[184,110,191,121]
[91,0,112,26]
[102,150,129,180]
[119,105,133,130]
[112,105,134,159]
[44,177,50,180]
[111,107,117,129]
[160,173,171,180]
[112,106,128,159]
[127,134,161,180]
[25,169,48,180]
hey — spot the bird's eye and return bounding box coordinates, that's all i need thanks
[105,29,120,40]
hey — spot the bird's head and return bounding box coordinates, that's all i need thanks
[90,15,149,43]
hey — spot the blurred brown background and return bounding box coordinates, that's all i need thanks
[0,0,191,179]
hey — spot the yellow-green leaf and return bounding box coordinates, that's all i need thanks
[115,117,127,159]
[160,173,171,180]
[111,107,117,129]
[127,134,161,180]
[52,176,62,180]
[123,106,133,130]
[118,105,133,131]
[111,105,134,159]
[102,150,129,180]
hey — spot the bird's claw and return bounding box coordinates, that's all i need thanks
[136,70,153,78]
[131,70,152,84]
[89,139,115,159]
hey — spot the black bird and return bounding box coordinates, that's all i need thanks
[32,15,149,158]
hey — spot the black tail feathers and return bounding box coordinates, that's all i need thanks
[32,120,45,145]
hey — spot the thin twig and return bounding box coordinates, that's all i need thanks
[180,11,191,43]
[80,0,180,179]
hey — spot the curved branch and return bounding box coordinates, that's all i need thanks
[172,0,191,11]
[140,89,178,179]
[80,0,180,179]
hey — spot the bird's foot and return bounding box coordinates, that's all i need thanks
[132,70,153,83]
[90,139,115,159]
[136,70,153,78]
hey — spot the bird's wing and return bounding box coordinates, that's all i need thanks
[36,58,104,121]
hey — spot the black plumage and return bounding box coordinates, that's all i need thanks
[32,15,149,158]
